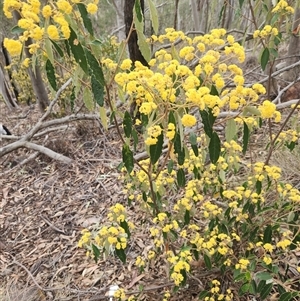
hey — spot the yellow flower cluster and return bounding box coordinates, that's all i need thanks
[253,25,279,39]
[205,280,233,301]
[115,29,268,146]
[235,258,250,270]
[145,125,162,146]
[167,250,192,286]
[3,0,98,56]
[107,203,127,223]
[258,100,281,121]
[272,0,294,14]
[181,114,197,127]
[3,38,22,57]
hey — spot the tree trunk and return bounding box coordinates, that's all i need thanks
[124,0,148,66]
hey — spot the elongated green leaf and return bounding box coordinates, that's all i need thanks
[91,74,104,106]
[45,38,54,65]
[256,272,272,281]
[147,0,159,34]
[134,0,143,22]
[209,132,221,164]
[123,111,133,138]
[189,132,198,156]
[243,122,249,154]
[84,47,105,85]
[200,109,216,138]
[260,283,273,300]
[136,31,151,62]
[91,244,101,262]
[203,253,212,269]
[198,291,209,299]
[239,0,245,8]
[278,292,292,301]
[150,132,163,164]
[263,225,272,244]
[11,26,25,34]
[242,105,261,116]
[184,210,190,225]
[83,86,94,111]
[77,3,94,36]
[99,106,108,130]
[261,47,269,71]
[68,27,88,73]
[174,132,185,165]
[122,144,134,173]
[225,119,237,142]
[50,39,64,57]
[120,220,131,239]
[115,248,126,263]
[256,180,262,194]
[45,59,57,91]
[177,168,185,187]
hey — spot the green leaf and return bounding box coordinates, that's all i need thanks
[278,292,292,301]
[77,3,94,36]
[174,132,185,165]
[184,210,190,225]
[136,31,151,62]
[261,47,270,71]
[132,129,139,150]
[225,119,237,142]
[149,132,163,164]
[242,122,249,154]
[239,282,250,295]
[120,220,131,239]
[123,111,133,138]
[239,0,245,8]
[91,75,104,106]
[177,168,185,187]
[91,244,101,262]
[200,109,216,138]
[147,0,159,34]
[83,86,94,111]
[203,253,212,269]
[11,25,25,35]
[122,144,134,173]
[45,38,54,65]
[263,225,272,243]
[260,283,273,300]
[256,272,272,281]
[68,27,88,73]
[256,180,262,194]
[115,248,126,263]
[209,132,221,164]
[189,132,198,156]
[99,106,108,130]
[242,105,261,116]
[45,59,57,91]
[134,0,143,22]
[234,272,247,282]
[167,160,173,173]
[84,48,105,85]
[198,290,209,299]
[50,39,64,57]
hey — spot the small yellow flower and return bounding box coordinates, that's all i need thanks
[87,3,98,14]
[181,114,197,127]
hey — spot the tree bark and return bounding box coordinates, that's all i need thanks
[124,0,148,66]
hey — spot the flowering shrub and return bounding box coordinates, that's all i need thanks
[3,1,300,300]
[80,26,300,300]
